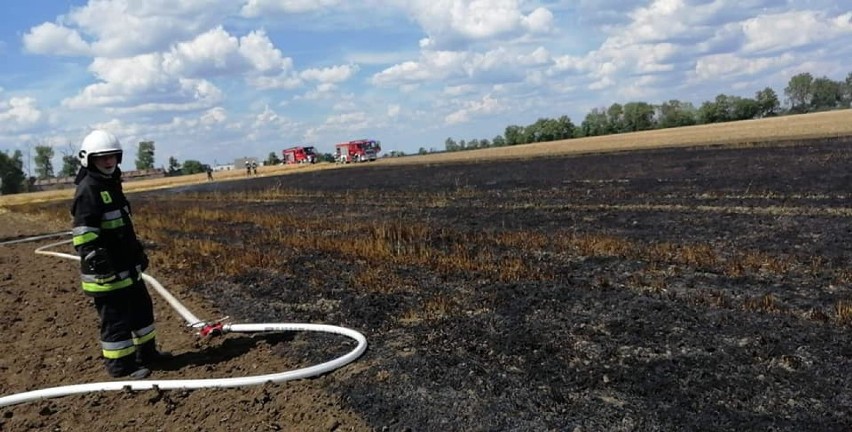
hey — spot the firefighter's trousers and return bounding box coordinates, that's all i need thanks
[93,279,158,377]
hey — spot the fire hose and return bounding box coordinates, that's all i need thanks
[0,233,367,408]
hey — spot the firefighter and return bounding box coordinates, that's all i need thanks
[251,160,258,176]
[245,159,251,176]
[71,129,170,379]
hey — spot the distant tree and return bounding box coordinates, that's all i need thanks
[698,94,735,124]
[844,72,852,108]
[167,156,181,175]
[418,147,428,155]
[0,151,26,194]
[265,151,282,165]
[504,125,524,145]
[556,115,575,140]
[458,139,467,150]
[622,102,656,131]
[480,138,491,148]
[606,103,624,133]
[58,142,80,177]
[492,135,506,147]
[445,137,459,152]
[33,144,55,179]
[136,141,155,170]
[59,154,79,177]
[754,87,781,118]
[810,76,843,111]
[697,101,715,124]
[519,127,534,143]
[657,100,697,128]
[785,72,814,113]
[579,108,609,137]
[525,117,569,142]
[526,118,547,142]
[182,159,205,175]
[731,97,760,121]
[697,101,718,124]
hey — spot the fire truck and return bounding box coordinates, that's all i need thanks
[282,146,318,164]
[335,139,381,163]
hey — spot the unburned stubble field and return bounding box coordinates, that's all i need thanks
[8,137,852,431]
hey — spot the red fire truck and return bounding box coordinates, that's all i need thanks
[335,139,381,163]
[282,146,318,164]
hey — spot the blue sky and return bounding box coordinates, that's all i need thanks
[1,0,850,170]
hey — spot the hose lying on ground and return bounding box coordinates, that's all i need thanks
[0,235,367,408]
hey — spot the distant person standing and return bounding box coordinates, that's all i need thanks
[245,160,251,176]
[206,166,214,181]
[71,129,171,379]
[251,160,258,176]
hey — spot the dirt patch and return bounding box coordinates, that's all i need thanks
[2,139,852,431]
[0,212,372,431]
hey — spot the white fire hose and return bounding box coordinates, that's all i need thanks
[0,234,367,408]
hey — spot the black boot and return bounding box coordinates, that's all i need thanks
[107,356,150,379]
[137,340,174,366]
[128,367,151,379]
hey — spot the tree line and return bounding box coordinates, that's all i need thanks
[442,71,852,152]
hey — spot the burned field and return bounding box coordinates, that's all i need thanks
[22,139,852,430]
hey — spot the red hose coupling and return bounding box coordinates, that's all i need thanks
[199,322,224,338]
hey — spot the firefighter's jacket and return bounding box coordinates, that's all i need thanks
[71,168,145,296]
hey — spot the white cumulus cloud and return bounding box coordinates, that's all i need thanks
[47,0,235,57]
[200,107,228,126]
[23,23,91,56]
[742,10,852,54]
[300,64,360,84]
[0,97,44,132]
[693,52,795,80]
[522,8,554,33]
[324,111,370,131]
[387,104,401,118]
[240,0,341,17]
[373,50,470,85]
[445,94,504,125]
[162,27,243,76]
[239,30,291,72]
[63,26,299,110]
[398,0,555,48]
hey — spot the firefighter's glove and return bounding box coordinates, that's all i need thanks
[83,248,115,276]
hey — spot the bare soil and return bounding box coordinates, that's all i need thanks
[0,210,371,431]
[2,138,852,431]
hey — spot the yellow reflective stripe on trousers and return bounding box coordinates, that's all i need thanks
[101,339,135,359]
[133,329,156,346]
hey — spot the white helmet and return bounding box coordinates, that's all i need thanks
[78,130,123,168]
